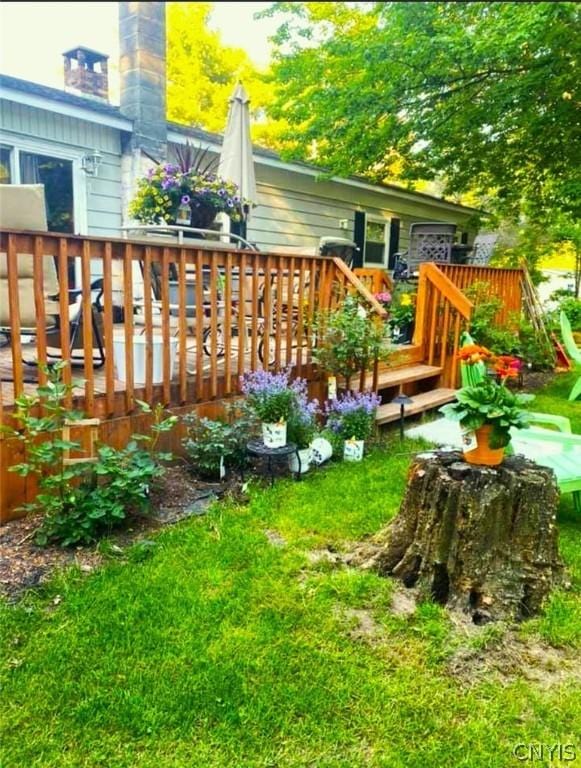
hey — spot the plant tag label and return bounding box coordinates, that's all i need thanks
[328,376,337,400]
[461,427,477,452]
[219,455,225,480]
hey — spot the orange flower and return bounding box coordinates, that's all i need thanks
[495,364,519,379]
[457,344,493,364]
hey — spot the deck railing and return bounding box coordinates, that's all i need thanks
[438,263,523,326]
[0,231,385,426]
[414,262,474,388]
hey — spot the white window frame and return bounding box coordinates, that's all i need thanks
[0,138,88,235]
[363,216,390,268]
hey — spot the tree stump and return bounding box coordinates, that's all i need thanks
[372,451,564,623]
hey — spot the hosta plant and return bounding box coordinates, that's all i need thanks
[440,380,534,449]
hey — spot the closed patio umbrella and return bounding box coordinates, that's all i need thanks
[218,83,257,240]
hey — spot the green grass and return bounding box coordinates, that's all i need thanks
[1,380,580,768]
[528,370,581,432]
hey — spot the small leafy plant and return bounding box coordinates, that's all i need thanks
[440,345,534,448]
[2,365,177,547]
[311,295,390,390]
[325,391,381,441]
[182,403,258,479]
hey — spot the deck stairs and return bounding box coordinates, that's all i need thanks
[372,349,456,424]
[343,344,457,425]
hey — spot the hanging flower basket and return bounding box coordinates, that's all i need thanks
[129,163,248,228]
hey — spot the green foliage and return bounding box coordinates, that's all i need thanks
[2,367,176,547]
[166,3,287,149]
[465,282,554,369]
[1,428,579,767]
[440,380,534,448]
[182,405,257,479]
[286,408,316,450]
[311,296,390,388]
[264,2,579,222]
[546,294,581,333]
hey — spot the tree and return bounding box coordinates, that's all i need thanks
[166,3,286,148]
[263,2,580,219]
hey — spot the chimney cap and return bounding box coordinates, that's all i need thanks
[63,46,110,62]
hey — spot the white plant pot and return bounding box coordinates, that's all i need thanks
[113,334,178,385]
[288,447,312,474]
[262,421,287,448]
[311,437,333,465]
[343,439,365,462]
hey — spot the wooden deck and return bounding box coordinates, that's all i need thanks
[0,227,526,520]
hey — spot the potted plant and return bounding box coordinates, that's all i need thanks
[389,292,416,344]
[311,295,390,392]
[286,378,319,474]
[129,143,249,230]
[240,369,297,448]
[440,345,534,465]
[325,391,381,461]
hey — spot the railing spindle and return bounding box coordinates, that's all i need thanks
[272,257,282,370]
[161,248,171,404]
[57,238,72,406]
[32,236,48,388]
[178,248,187,405]
[81,241,95,414]
[296,258,306,376]
[6,235,23,398]
[122,243,134,412]
[223,252,233,394]
[195,250,205,401]
[143,246,154,404]
[103,242,115,416]
[237,252,247,385]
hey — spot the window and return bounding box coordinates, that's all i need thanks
[364,219,387,265]
[19,152,74,233]
[0,147,11,184]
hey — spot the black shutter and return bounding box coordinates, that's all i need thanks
[461,231,469,245]
[352,210,366,268]
[388,217,400,270]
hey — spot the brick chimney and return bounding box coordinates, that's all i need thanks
[119,1,167,158]
[63,46,109,102]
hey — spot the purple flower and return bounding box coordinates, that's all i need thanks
[325,390,381,439]
[181,195,191,205]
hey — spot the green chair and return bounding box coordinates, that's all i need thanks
[510,427,581,512]
[560,311,581,401]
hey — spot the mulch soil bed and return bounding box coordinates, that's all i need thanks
[0,464,243,602]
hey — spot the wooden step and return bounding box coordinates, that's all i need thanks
[352,364,442,392]
[376,388,457,425]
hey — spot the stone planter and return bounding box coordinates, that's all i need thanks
[343,438,365,462]
[262,421,287,448]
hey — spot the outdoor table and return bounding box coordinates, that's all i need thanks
[246,439,302,485]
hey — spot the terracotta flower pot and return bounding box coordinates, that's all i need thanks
[463,424,505,466]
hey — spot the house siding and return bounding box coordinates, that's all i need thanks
[0,100,123,236]
[248,165,475,252]
[1,101,476,254]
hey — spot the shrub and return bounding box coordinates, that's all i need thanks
[311,295,390,390]
[1,365,176,547]
[182,405,257,479]
[465,282,554,370]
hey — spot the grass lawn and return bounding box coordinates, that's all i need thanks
[1,376,579,768]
